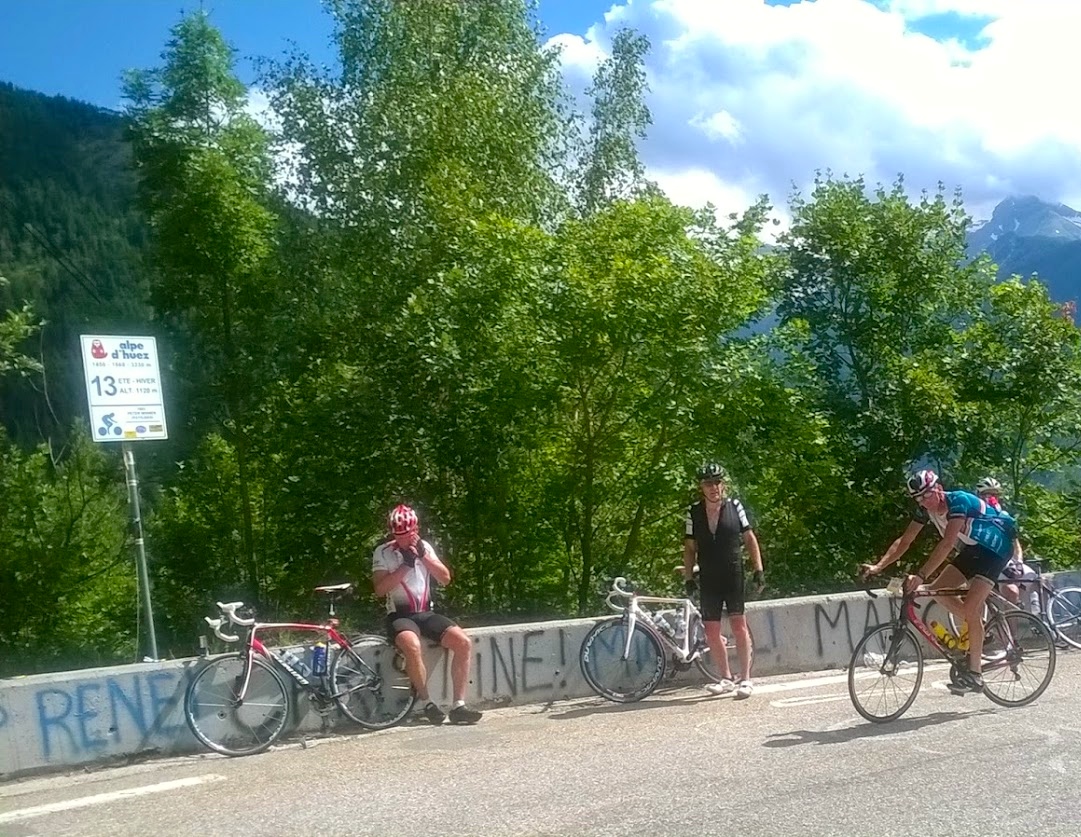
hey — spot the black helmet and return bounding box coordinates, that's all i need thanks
[696,462,728,483]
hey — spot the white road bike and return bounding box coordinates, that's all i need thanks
[579,576,727,703]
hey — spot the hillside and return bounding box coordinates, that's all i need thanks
[0,82,149,445]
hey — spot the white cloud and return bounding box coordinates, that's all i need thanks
[549,0,1081,222]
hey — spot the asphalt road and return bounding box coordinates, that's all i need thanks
[3,653,1080,837]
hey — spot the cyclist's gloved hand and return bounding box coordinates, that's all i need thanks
[684,577,698,597]
[753,569,765,591]
[402,547,419,568]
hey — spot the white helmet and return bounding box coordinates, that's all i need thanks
[975,477,1002,496]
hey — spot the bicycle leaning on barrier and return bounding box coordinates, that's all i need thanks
[579,575,728,703]
[847,577,1057,723]
[184,583,415,757]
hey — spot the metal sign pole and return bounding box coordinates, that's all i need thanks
[123,442,159,661]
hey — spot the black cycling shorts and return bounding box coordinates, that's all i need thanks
[699,574,745,619]
[952,543,1011,585]
[385,610,457,643]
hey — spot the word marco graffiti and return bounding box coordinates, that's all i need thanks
[811,596,940,660]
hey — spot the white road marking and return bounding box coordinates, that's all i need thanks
[770,694,851,708]
[0,775,227,824]
[754,661,951,698]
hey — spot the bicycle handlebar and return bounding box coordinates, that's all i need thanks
[204,616,239,643]
[217,601,255,627]
[605,577,636,611]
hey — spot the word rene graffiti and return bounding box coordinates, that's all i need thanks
[35,672,187,759]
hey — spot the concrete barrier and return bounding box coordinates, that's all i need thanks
[2,572,1078,779]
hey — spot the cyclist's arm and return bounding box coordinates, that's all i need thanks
[867,520,924,574]
[418,543,452,586]
[742,529,763,574]
[915,517,964,581]
[372,566,410,597]
[682,538,697,580]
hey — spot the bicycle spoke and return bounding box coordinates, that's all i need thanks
[980,610,1056,708]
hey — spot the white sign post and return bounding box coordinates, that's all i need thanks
[80,335,166,661]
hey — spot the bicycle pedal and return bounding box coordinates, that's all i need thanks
[945,683,968,696]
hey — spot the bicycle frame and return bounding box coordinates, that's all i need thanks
[606,577,705,664]
[207,602,368,705]
[876,580,1016,666]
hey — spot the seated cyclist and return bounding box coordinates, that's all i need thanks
[975,476,1035,610]
[861,469,1018,692]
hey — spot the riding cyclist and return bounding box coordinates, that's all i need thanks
[861,469,1019,692]
[975,476,1036,611]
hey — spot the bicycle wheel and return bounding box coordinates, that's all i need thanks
[1045,587,1081,650]
[688,615,725,684]
[980,609,1056,707]
[580,616,666,703]
[331,634,416,729]
[185,653,291,757]
[847,624,923,723]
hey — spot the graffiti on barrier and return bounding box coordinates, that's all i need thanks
[34,672,187,759]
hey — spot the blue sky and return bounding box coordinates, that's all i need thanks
[2,1,1079,224]
[0,0,614,110]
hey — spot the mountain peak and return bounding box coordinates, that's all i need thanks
[970,194,1081,250]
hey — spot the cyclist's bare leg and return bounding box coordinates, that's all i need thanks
[440,626,473,704]
[703,619,732,680]
[929,563,969,625]
[963,577,994,674]
[730,614,753,682]
[395,631,430,701]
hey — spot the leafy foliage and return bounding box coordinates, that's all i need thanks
[2,7,1081,676]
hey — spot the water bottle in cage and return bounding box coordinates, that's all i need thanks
[652,611,674,638]
[311,641,328,676]
[672,611,687,643]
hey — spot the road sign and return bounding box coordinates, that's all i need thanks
[79,335,168,442]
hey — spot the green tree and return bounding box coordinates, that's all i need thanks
[577,28,652,215]
[543,197,772,610]
[771,175,994,582]
[950,277,1081,564]
[124,11,279,604]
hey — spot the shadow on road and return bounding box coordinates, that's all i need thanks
[763,708,997,748]
[544,689,723,720]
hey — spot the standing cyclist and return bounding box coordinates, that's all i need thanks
[372,504,482,725]
[683,463,764,699]
[861,470,1018,692]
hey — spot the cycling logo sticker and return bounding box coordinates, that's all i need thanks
[97,412,123,437]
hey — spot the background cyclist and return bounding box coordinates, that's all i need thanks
[976,476,1036,611]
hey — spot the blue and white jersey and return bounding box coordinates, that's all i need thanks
[915,490,1017,560]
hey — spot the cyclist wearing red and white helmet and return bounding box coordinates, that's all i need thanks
[372,503,482,725]
[975,477,1034,609]
[861,469,1019,693]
